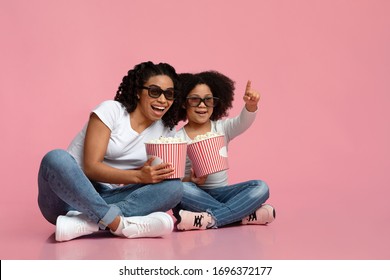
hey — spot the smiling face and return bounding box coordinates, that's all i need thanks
[136,75,175,124]
[185,84,214,127]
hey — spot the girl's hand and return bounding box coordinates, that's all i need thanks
[243,80,261,112]
[137,157,175,183]
[190,168,208,185]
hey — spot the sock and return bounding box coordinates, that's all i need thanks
[110,216,125,237]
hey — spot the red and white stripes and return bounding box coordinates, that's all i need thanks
[145,143,187,179]
[187,135,229,177]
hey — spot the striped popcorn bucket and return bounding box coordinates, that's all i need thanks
[145,142,187,179]
[187,135,229,177]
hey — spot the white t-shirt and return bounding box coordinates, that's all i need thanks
[175,107,257,189]
[67,100,175,187]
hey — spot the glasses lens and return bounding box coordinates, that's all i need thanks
[186,97,218,107]
[164,89,175,100]
[146,86,175,100]
[204,97,217,107]
[187,97,201,107]
[148,86,162,98]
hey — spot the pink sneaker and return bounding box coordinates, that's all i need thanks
[177,210,213,230]
[242,204,276,225]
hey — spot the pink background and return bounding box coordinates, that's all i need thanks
[1,0,389,259]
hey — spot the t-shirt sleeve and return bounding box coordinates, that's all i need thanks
[220,106,257,142]
[92,100,123,131]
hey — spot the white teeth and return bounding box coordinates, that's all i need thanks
[152,105,165,111]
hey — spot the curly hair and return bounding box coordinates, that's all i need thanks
[177,71,235,122]
[114,61,180,130]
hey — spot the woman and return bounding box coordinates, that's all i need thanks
[174,71,275,230]
[38,61,183,241]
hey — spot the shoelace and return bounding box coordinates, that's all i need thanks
[76,220,89,233]
[247,211,258,222]
[134,222,152,234]
[193,214,204,228]
[123,220,152,235]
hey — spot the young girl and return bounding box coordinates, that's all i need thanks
[174,71,275,230]
[38,61,183,241]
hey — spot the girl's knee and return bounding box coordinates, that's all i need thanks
[259,180,269,190]
[252,180,270,199]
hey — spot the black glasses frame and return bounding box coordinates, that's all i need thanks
[186,96,220,107]
[140,85,176,100]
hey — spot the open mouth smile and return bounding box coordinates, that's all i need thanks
[195,110,208,115]
[151,105,166,112]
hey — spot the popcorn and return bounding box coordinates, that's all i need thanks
[191,132,223,143]
[147,136,186,144]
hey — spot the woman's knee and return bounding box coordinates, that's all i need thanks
[161,180,183,202]
[40,149,70,168]
[182,182,200,194]
[39,149,67,183]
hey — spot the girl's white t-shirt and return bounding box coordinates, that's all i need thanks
[67,100,175,187]
[175,107,257,189]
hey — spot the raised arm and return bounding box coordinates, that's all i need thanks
[243,80,261,112]
[222,80,261,141]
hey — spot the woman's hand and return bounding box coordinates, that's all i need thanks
[84,113,173,185]
[243,80,261,112]
[136,157,175,184]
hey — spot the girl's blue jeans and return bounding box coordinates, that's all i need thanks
[38,149,183,229]
[174,180,270,227]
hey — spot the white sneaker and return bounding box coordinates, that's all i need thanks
[55,211,99,242]
[121,212,174,238]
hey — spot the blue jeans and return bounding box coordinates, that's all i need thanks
[174,180,269,227]
[38,149,183,229]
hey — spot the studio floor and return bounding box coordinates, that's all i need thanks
[1,194,389,260]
